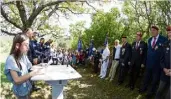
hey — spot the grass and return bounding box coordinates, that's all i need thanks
[1,63,147,99]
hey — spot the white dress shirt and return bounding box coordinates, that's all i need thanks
[114,44,121,59]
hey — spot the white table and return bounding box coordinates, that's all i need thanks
[31,65,82,99]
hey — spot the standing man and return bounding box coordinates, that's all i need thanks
[139,26,167,98]
[32,32,40,62]
[99,44,110,79]
[37,38,45,63]
[106,39,121,81]
[24,28,40,91]
[127,32,147,90]
[118,35,132,85]
[155,26,171,99]
[44,39,53,63]
[93,48,101,74]
[24,28,38,65]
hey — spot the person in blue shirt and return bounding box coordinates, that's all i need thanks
[24,28,38,65]
[37,38,45,63]
[139,26,167,98]
[4,34,42,99]
[44,39,53,63]
[24,28,40,92]
[155,26,171,99]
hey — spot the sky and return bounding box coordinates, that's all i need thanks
[49,1,124,36]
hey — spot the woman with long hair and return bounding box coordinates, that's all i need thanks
[4,34,42,99]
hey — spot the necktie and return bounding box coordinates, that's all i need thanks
[136,42,139,49]
[152,37,156,48]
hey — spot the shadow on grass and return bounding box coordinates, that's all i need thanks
[1,63,147,99]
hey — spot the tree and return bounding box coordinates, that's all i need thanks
[69,21,86,49]
[80,8,123,48]
[1,0,96,36]
[71,1,171,49]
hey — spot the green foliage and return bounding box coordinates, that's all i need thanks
[70,21,86,49]
[79,8,125,48]
[71,1,171,49]
[0,38,12,53]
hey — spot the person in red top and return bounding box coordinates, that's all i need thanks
[79,50,84,65]
[76,51,80,65]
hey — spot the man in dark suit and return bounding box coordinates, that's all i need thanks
[24,28,40,92]
[118,35,132,85]
[127,32,147,90]
[139,26,167,98]
[93,49,101,74]
[155,26,171,99]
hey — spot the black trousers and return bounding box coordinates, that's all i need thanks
[52,58,58,65]
[118,63,129,83]
[129,62,141,87]
[94,62,99,73]
[140,68,161,95]
[155,80,170,99]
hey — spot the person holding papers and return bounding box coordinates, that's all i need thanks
[4,34,42,99]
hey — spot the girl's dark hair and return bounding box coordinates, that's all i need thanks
[10,34,29,61]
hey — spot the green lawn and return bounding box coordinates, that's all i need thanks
[1,63,147,99]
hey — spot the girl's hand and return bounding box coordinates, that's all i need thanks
[30,68,44,77]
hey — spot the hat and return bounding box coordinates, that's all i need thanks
[166,26,171,31]
[121,35,127,38]
[151,26,159,31]
[136,32,142,37]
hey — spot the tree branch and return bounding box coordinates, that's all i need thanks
[37,5,59,30]
[144,1,152,35]
[1,6,22,30]
[27,1,63,27]
[2,1,15,5]
[27,0,95,27]
[84,1,97,11]
[16,1,27,30]
[58,7,83,14]
[1,29,21,36]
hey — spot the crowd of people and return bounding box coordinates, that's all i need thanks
[3,25,170,99]
[89,26,170,99]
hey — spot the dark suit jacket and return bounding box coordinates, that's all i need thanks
[131,41,147,66]
[160,40,170,82]
[28,40,38,63]
[146,35,167,69]
[119,42,132,66]
[112,47,116,60]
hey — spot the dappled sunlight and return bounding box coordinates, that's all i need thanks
[79,84,92,88]
[1,64,146,99]
[1,83,15,99]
